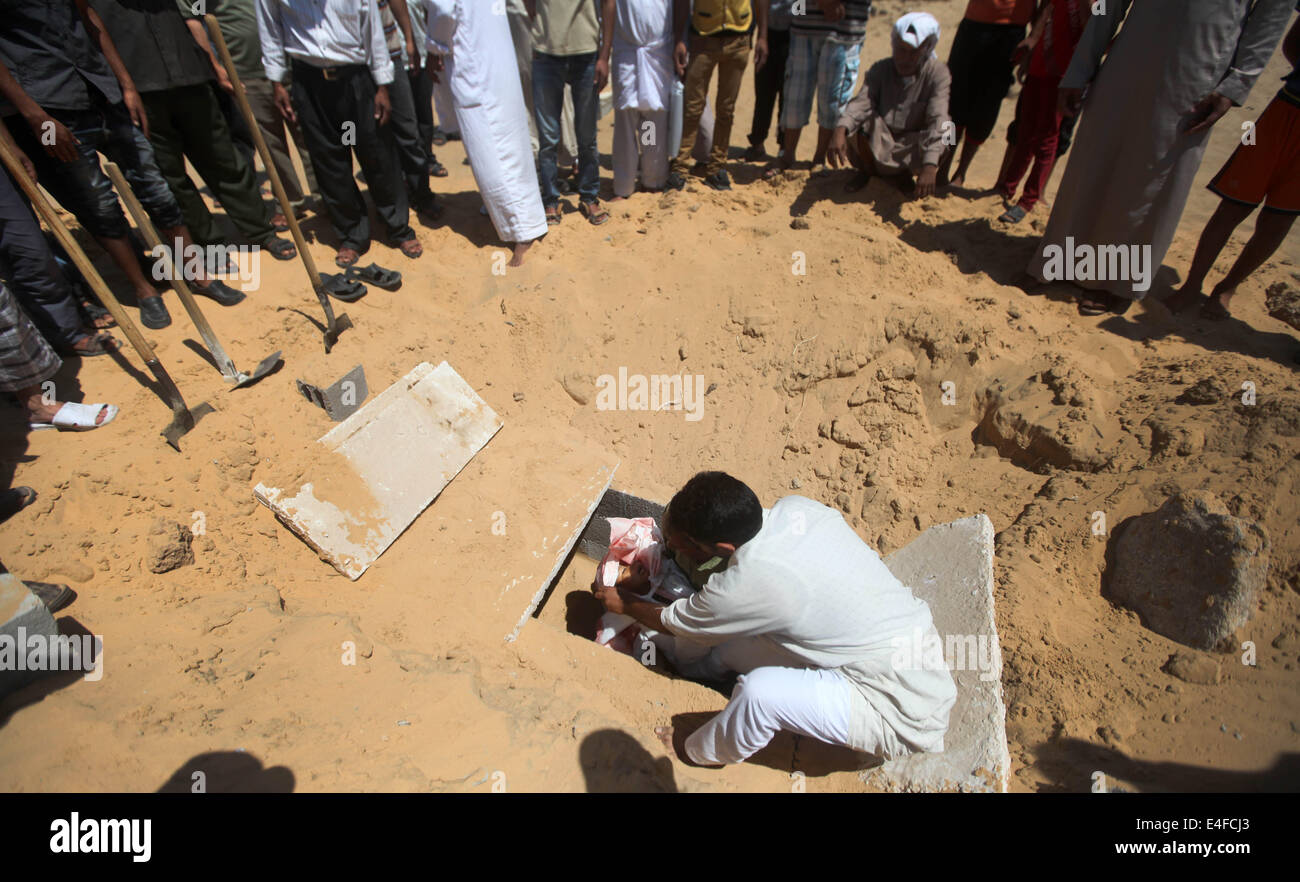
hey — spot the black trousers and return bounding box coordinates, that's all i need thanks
[749,27,790,148]
[386,59,435,211]
[408,66,435,160]
[142,84,274,246]
[290,61,412,252]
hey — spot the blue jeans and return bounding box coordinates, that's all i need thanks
[532,51,600,206]
[6,96,183,241]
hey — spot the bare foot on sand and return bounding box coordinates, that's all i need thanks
[509,240,534,267]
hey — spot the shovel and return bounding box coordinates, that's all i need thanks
[0,135,212,450]
[204,14,352,353]
[103,162,280,388]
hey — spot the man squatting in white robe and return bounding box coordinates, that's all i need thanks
[595,471,957,766]
[600,0,674,197]
[425,0,548,265]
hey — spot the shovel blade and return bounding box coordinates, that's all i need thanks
[323,313,352,354]
[161,401,216,451]
[232,349,283,389]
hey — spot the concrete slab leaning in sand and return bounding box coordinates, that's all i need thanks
[504,464,619,643]
[254,361,503,580]
[0,572,60,697]
[868,514,1010,793]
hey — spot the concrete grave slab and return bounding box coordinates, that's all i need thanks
[0,572,59,697]
[255,361,503,580]
[868,514,1009,793]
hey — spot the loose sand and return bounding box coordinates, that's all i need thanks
[1,0,1297,792]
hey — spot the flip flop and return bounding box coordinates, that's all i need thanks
[61,331,118,358]
[321,273,367,302]
[998,205,1027,224]
[345,262,402,291]
[263,237,297,261]
[78,297,116,329]
[29,402,119,431]
[0,486,37,523]
[545,204,562,225]
[270,213,290,232]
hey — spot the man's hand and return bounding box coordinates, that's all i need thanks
[1057,86,1084,117]
[374,84,391,125]
[595,56,609,91]
[426,54,444,84]
[915,163,937,198]
[24,110,80,163]
[827,126,850,168]
[754,36,768,71]
[1185,92,1232,136]
[593,581,626,615]
[122,86,148,137]
[273,81,297,124]
[674,40,689,78]
[214,65,234,94]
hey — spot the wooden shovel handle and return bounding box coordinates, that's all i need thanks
[204,14,324,291]
[0,126,157,362]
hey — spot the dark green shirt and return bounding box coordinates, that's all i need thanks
[208,0,265,83]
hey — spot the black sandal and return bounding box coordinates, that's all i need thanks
[321,273,367,302]
[78,297,116,329]
[263,237,297,261]
[345,262,402,291]
[62,331,119,358]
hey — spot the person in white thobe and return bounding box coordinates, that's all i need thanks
[601,0,674,197]
[596,473,957,767]
[425,0,547,256]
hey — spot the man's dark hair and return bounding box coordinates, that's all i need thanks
[664,471,763,547]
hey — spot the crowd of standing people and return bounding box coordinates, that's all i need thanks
[1,0,1298,463]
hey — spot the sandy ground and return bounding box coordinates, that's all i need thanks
[1,0,1298,792]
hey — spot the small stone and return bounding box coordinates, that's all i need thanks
[560,373,592,405]
[147,520,194,574]
[512,392,525,402]
[1164,650,1222,685]
[790,217,810,230]
[790,478,801,489]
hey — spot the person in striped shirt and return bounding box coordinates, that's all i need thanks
[762,0,872,178]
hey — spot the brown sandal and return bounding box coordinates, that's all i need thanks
[545,204,562,225]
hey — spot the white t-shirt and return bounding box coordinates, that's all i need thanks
[660,495,957,754]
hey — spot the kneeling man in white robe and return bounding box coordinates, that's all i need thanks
[596,470,957,766]
[426,0,547,264]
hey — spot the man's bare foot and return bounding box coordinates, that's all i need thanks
[1162,284,1204,314]
[950,175,965,188]
[509,240,533,267]
[654,725,674,752]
